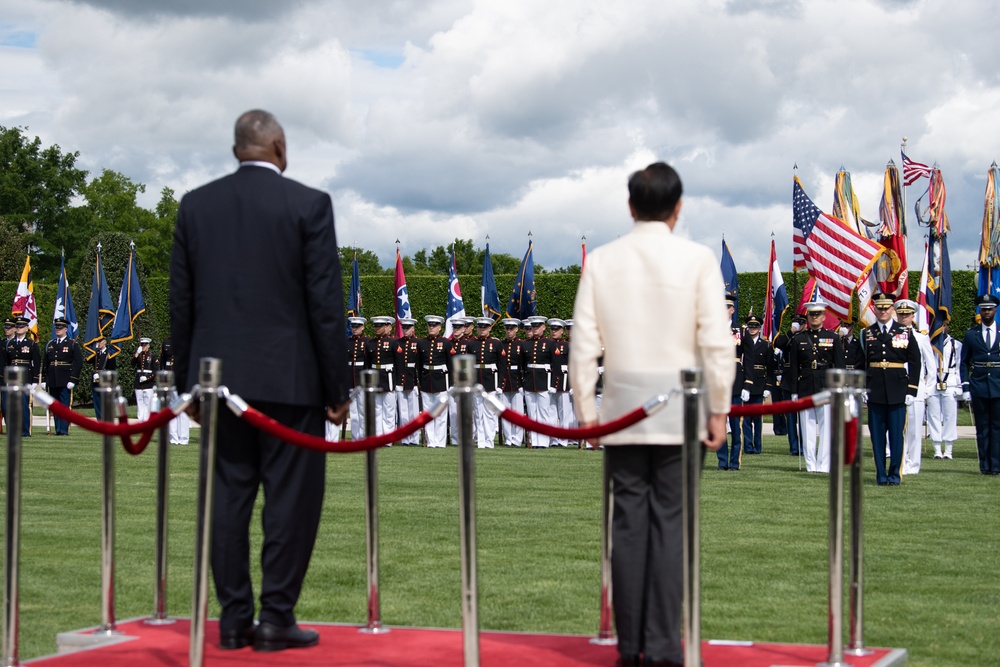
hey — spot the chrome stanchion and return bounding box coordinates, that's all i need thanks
[2,368,27,667]
[190,359,221,667]
[146,371,175,626]
[681,368,703,667]
[453,355,479,667]
[820,369,850,667]
[359,370,388,635]
[590,448,616,646]
[845,370,872,657]
[94,370,119,636]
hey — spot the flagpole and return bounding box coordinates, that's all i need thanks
[901,137,908,283]
[792,164,799,310]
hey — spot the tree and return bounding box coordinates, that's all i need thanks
[133,187,179,277]
[339,246,384,279]
[0,216,28,282]
[0,126,88,280]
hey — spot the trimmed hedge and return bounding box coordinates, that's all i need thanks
[1,269,983,406]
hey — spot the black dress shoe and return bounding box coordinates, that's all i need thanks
[645,658,684,667]
[219,624,255,649]
[253,621,320,652]
[615,655,641,667]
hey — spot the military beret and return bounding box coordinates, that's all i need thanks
[976,294,1000,308]
[893,299,917,314]
[424,315,444,324]
[745,314,763,327]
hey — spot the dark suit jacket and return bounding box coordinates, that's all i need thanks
[741,336,774,395]
[170,164,349,408]
[861,321,920,405]
[960,325,1000,399]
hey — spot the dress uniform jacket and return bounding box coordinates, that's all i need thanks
[730,327,745,396]
[473,336,505,391]
[417,336,453,392]
[498,339,522,391]
[787,327,846,396]
[159,338,175,376]
[862,322,920,404]
[960,325,1000,398]
[393,337,420,390]
[773,331,795,387]
[348,335,369,388]
[520,337,556,392]
[551,339,571,392]
[6,336,41,384]
[91,347,117,385]
[843,336,864,371]
[365,335,395,391]
[132,349,158,390]
[42,336,83,389]
[741,335,774,395]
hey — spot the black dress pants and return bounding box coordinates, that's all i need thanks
[607,444,683,662]
[212,401,327,632]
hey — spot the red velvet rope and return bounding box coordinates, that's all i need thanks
[239,405,435,453]
[845,417,858,466]
[499,405,651,439]
[729,395,822,417]
[116,400,156,455]
[45,399,176,437]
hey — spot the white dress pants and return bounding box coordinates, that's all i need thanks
[424,392,448,447]
[902,399,925,475]
[396,388,421,444]
[500,391,524,446]
[800,404,830,473]
[523,391,555,448]
[473,391,499,448]
[926,391,958,445]
[135,388,154,422]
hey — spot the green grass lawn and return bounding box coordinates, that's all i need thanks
[2,430,997,665]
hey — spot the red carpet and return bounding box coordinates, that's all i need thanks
[31,618,907,666]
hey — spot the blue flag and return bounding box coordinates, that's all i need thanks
[506,242,536,320]
[445,247,466,338]
[926,233,952,354]
[82,247,116,361]
[53,254,79,340]
[721,239,739,326]
[346,251,363,337]
[481,243,502,321]
[109,245,146,357]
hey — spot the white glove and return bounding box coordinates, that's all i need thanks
[950,387,963,398]
[791,394,798,401]
[569,388,574,395]
[548,387,556,394]
[139,375,148,382]
[494,388,503,394]
[28,384,37,392]
[863,393,868,404]
[93,373,99,382]
[905,395,914,406]
[67,382,75,390]
[774,348,782,358]
[740,389,750,402]
[41,382,47,391]
[962,391,972,402]
[763,390,771,398]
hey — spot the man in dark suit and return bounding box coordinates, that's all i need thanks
[170,109,350,652]
[862,292,920,486]
[42,317,83,435]
[960,294,1000,475]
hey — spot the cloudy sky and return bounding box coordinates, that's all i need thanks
[2,0,999,278]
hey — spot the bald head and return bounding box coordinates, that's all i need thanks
[233,109,287,172]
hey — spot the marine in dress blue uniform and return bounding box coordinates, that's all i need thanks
[41,317,83,435]
[960,294,1000,475]
[6,316,41,436]
[863,292,920,485]
[520,315,557,448]
[548,318,573,447]
[740,314,774,455]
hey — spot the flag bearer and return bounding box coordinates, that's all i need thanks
[895,299,934,475]
[549,318,573,446]
[472,317,504,448]
[718,293,744,470]
[498,318,524,446]
[42,317,83,436]
[6,316,40,436]
[394,317,421,445]
[520,315,556,448]
[347,317,368,438]
[417,315,451,447]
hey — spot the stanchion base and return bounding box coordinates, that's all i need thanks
[817,661,853,667]
[588,636,617,646]
[358,625,391,635]
[846,647,876,657]
[143,617,176,626]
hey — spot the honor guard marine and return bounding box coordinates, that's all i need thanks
[519,315,557,448]
[133,337,159,421]
[960,293,1000,475]
[394,317,421,445]
[862,292,920,485]
[7,316,41,436]
[498,318,524,446]
[347,317,369,438]
[365,316,397,438]
[471,317,504,448]
[788,301,846,473]
[416,315,452,447]
[159,337,191,444]
[548,318,573,446]
[42,317,83,435]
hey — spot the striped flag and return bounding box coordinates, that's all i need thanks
[901,152,931,186]
[916,241,930,334]
[792,177,885,322]
[11,256,38,338]
[762,240,789,341]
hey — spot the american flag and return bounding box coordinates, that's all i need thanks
[901,151,932,186]
[793,177,885,321]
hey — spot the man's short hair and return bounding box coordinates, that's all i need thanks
[234,109,282,152]
[628,162,683,221]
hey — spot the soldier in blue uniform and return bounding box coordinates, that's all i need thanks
[416,315,452,447]
[788,301,845,473]
[862,292,920,485]
[42,317,83,435]
[960,294,1000,475]
[347,317,369,438]
[365,316,397,438]
[740,314,774,455]
[89,336,116,421]
[6,316,41,436]
[718,293,743,470]
[840,321,864,371]
[773,313,806,455]
[0,316,13,433]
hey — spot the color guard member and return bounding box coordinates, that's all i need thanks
[520,315,556,448]
[417,315,451,447]
[394,317,421,445]
[549,318,573,446]
[133,337,158,421]
[927,320,961,460]
[773,313,806,455]
[498,318,524,447]
[960,294,1000,475]
[89,336,116,421]
[365,316,397,438]
[42,317,83,436]
[740,313,774,455]
[895,299,934,475]
[472,317,504,448]
[718,293,743,470]
[347,317,368,438]
[160,337,191,444]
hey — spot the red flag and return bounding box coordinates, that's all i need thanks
[11,256,38,338]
